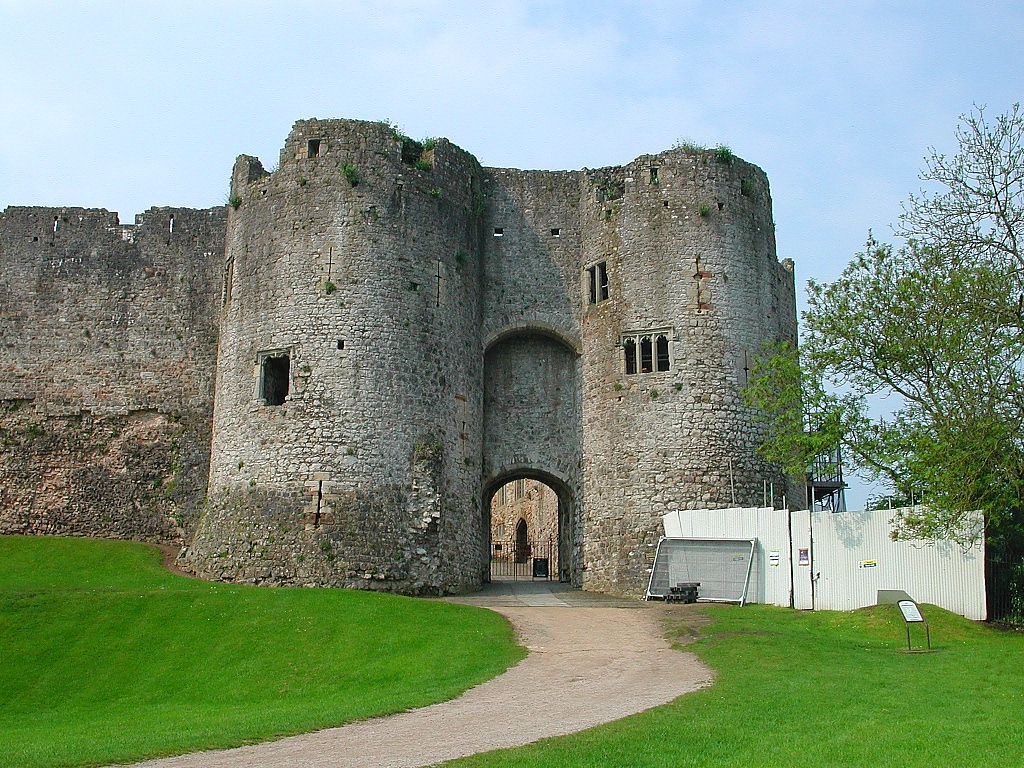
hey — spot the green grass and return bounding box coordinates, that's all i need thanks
[0,536,525,768]
[443,603,1024,767]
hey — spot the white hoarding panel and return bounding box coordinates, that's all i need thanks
[811,509,986,620]
[661,506,986,620]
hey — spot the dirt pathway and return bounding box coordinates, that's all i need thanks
[122,585,713,768]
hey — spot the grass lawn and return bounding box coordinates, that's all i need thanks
[0,536,525,768]
[443,603,1024,767]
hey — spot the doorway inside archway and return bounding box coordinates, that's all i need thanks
[487,477,562,581]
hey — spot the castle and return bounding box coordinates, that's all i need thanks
[0,118,798,596]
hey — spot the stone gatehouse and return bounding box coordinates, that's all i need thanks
[0,118,797,597]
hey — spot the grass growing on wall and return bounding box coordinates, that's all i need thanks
[0,536,525,768]
[443,603,1024,768]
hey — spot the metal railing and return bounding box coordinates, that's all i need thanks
[987,554,1024,625]
[489,538,557,580]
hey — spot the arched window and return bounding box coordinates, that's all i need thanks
[640,336,653,373]
[624,338,637,374]
[620,328,673,376]
[656,334,670,371]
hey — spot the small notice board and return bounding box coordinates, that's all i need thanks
[896,599,931,650]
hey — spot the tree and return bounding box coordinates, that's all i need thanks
[745,105,1024,554]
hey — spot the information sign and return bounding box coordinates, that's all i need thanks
[898,600,924,622]
[895,599,931,651]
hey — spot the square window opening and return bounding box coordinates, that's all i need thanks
[551,228,560,237]
[261,355,290,406]
[493,227,504,237]
[307,138,321,158]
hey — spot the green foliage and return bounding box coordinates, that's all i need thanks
[341,164,359,186]
[324,281,336,295]
[744,105,1024,548]
[673,138,707,152]
[415,158,432,172]
[472,192,486,217]
[227,193,242,209]
[422,137,438,151]
[697,203,711,218]
[386,121,425,165]
[742,341,848,481]
[429,188,442,199]
[445,604,1024,768]
[714,144,735,164]
[0,536,523,768]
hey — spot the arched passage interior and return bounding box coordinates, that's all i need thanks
[481,330,582,585]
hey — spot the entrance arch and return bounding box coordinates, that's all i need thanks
[482,470,574,583]
[481,330,583,585]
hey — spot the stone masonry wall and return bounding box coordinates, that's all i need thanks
[577,150,797,594]
[185,120,489,593]
[1,119,798,599]
[0,205,225,543]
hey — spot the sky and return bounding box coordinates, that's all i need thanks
[2,0,1022,507]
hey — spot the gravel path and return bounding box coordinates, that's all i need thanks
[121,583,713,768]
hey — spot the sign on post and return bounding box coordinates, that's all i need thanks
[896,599,931,651]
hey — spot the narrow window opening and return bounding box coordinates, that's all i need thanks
[624,339,637,375]
[550,227,560,237]
[307,138,321,158]
[656,334,670,371]
[493,227,504,237]
[663,200,669,208]
[222,257,234,309]
[640,336,653,373]
[168,214,174,235]
[649,167,659,184]
[336,339,344,350]
[53,216,59,233]
[261,355,290,406]
[586,261,608,304]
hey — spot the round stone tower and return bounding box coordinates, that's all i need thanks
[574,148,798,593]
[185,119,488,593]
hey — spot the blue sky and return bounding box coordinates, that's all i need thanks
[2,0,1021,506]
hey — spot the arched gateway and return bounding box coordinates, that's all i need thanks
[481,331,582,584]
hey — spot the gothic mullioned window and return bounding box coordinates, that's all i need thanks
[621,329,673,374]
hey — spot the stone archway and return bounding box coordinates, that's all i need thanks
[482,471,575,583]
[481,330,582,584]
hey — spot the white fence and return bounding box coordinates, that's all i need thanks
[660,506,986,620]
